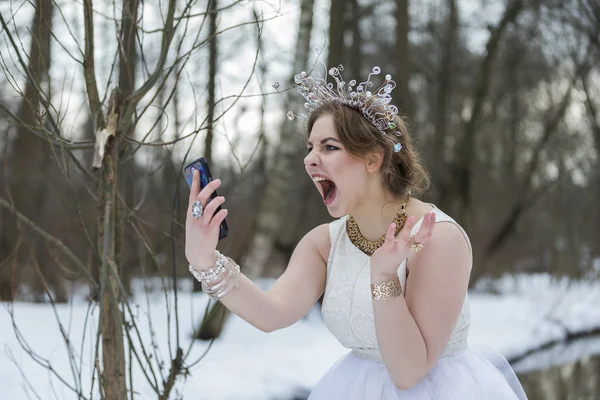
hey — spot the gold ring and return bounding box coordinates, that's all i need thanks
[409,236,424,252]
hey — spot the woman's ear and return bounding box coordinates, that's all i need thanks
[365,150,384,172]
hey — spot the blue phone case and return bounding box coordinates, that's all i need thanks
[184,157,228,240]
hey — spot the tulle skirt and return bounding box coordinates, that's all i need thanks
[308,348,528,399]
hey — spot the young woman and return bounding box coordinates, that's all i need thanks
[185,66,527,399]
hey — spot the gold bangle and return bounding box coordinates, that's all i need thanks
[371,276,403,300]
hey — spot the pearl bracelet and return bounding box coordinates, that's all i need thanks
[188,251,227,283]
[189,250,241,300]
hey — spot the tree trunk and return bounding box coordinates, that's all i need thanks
[348,0,361,78]
[328,0,345,68]
[98,91,127,400]
[580,71,600,257]
[119,0,138,98]
[204,0,218,168]
[394,0,411,116]
[432,0,457,206]
[117,0,140,296]
[194,0,219,293]
[243,0,315,279]
[0,0,54,301]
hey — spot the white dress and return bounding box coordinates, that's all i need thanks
[308,205,528,399]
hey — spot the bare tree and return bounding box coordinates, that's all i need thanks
[0,0,270,397]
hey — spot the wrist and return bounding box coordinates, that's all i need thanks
[370,269,398,283]
[189,251,225,283]
[188,250,242,300]
[190,251,218,272]
[370,274,403,300]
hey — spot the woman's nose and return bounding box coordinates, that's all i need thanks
[304,150,318,167]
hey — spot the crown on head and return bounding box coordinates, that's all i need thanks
[284,64,403,153]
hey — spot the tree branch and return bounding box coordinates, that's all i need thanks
[83,0,105,131]
[484,69,580,259]
[125,0,177,117]
[452,0,525,225]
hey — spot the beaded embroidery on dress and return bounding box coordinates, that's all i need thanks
[308,205,528,400]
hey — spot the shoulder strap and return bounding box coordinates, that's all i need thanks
[411,207,473,266]
[328,215,347,246]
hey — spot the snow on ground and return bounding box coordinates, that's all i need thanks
[2,273,600,400]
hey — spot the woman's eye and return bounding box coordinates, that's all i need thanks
[306,147,313,154]
[325,145,338,151]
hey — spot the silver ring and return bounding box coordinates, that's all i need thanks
[191,200,203,219]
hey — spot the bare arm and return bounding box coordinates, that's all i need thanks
[371,222,471,389]
[186,170,329,333]
[214,223,330,332]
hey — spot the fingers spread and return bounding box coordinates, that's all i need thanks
[427,212,436,238]
[413,213,430,242]
[398,216,416,241]
[414,212,435,242]
[385,222,397,244]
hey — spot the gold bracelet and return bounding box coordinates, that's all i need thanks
[371,276,403,300]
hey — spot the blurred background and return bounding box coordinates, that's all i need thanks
[0,0,599,399]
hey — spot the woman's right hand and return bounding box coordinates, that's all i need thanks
[185,169,228,271]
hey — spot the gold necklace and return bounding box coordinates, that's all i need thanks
[346,194,410,256]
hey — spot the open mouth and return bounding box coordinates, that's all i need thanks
[313,177,337,205]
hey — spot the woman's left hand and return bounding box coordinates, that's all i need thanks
[370,211,436,280]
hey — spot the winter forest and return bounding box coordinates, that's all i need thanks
[1,0,600,399]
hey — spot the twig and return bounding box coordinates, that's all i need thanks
[30,251,82,394]
[5,347,44,400]
[0,198,97,287]
[4,305,89,398]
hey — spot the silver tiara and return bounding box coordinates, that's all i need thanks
[282,64,403,153]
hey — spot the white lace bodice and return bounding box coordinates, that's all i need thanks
[321,205,471,362]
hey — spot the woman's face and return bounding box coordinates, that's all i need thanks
[304,114,370,218]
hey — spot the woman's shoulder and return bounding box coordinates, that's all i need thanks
[303,222,333,266]
[408,200,458,230]
[303,216,348,264]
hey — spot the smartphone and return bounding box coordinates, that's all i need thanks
[184,157,229,241]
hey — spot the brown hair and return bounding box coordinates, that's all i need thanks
[306,101,430,199]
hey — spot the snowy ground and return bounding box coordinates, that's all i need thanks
[2,274,600,400]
